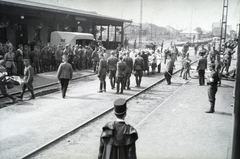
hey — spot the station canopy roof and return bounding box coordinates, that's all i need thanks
[0,0,132,23]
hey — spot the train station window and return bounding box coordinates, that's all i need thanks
[116,26,122,42]
[101,26,108,41]
[109,25,115,41]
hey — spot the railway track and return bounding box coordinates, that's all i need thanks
[0,70,96,102]
[19,60,197,159]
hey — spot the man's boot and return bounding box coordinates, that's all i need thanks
[138,78,142,87]
[205,102,215,113]
[29,90,35,100]
[135,78,139,87]
[16,92,24,99]
[98,82,103,93]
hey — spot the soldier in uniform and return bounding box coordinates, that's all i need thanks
[197,51,207,85]
[209,45,219,63]
[198,44,207,57]
[179,43,189,77]
[17,59,35,100]
[98,53,108,93]
[221,47,234,74]
[116,56,126,94]
[3,45,16,76]
[55,45,62,69]
[98,98,138,159]
[164,48,170,64]
[164,54,175,85]
[215,56,222,86]
[15,44,24,75]
[206,63,220,113]
[182,53,191,80]
[170,43,179,62]
[141,51,149,75]
[115,44,122,59]
[123,52,133,90]
[41,45,48,72]
[92,46,100,73]
[133,52,144,87]
[107,51,118,89]
[160,40,163,52]
[32,46,41,74]
[194,44,198,56]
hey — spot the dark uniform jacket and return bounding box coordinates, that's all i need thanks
[116,61,126,78]
[134,56,144,71]
[208,70,220,86]
[107,56,118,71]
[57,62,73,80]
[98,58,108,76]
[166,59,175,72]
[197,57,207,70]
[15,49,23,62]
[98,121,138,159]
[123,57,133,73]
[198,48,207,57]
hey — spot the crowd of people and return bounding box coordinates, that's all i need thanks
[0,40,102,76]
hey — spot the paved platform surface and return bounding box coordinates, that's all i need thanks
[0,47,237,159]
[136,77,234,159]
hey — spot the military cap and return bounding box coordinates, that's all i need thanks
[62,54,68,59]
[110,51,115,55]
[114,98,127,115]
[23,58,30,62]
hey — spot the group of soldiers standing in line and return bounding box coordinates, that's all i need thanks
[0,41,100,77]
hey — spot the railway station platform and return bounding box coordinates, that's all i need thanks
[135,77,234,159]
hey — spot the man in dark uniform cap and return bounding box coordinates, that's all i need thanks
[197,51,207,85]
[164,54,175,85]
[98,98,138,159]
[123,52,133,90]
[116,56,126,94]
[133,52,144,87]
[206,63,220,113]
[107,51,118,89]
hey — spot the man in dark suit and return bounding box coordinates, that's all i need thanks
[107,51,118,89]
[164,54,175,85]
[98,53,107,93]
[98,98,138,159]
[197,52,207,85]
[134,52,145,87]
[57,55,73,98]
[123,52,133,90]
[116,56,126,94]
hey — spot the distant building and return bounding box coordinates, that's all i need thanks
[180,29,200,41]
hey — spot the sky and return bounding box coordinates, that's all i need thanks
[28,0,240,31]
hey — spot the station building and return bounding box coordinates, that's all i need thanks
[0,0,132,49]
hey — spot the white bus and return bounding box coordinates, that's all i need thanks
[50,31,94,47]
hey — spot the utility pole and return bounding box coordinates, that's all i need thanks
[220,0,229,52]
[139,0,143,48]
[232,23,240,159]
